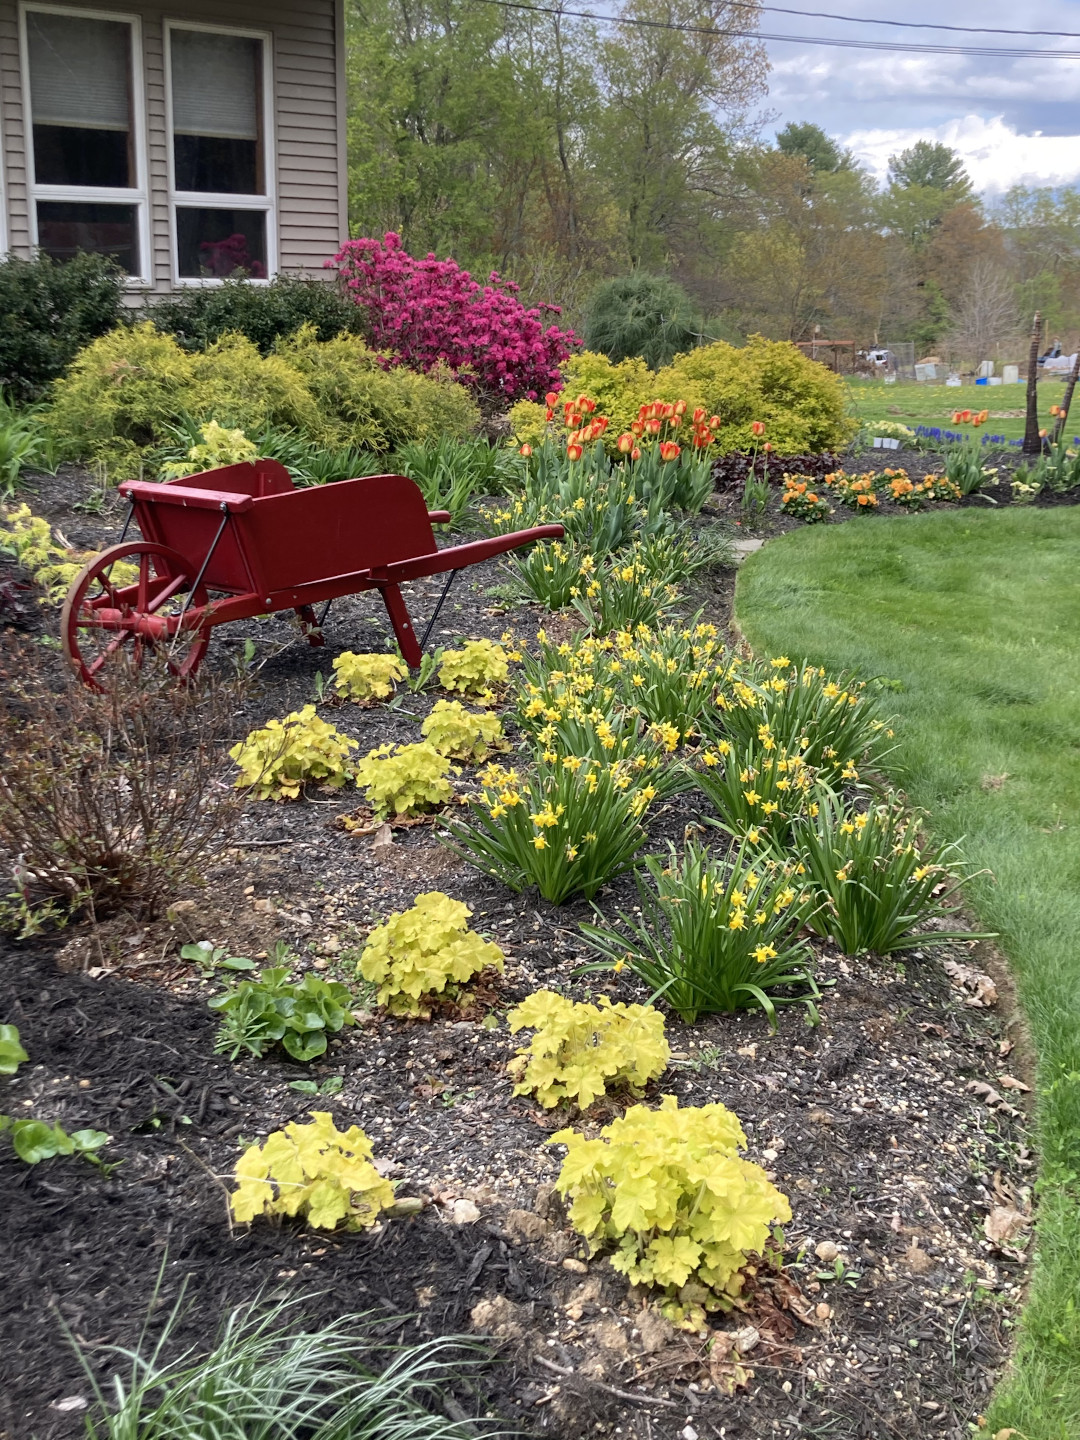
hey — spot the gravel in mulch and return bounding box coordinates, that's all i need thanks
[0,466,1036,1440]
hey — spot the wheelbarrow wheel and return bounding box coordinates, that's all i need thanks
[61,541,211,690]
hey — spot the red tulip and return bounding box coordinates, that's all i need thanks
[617,432,635,453]
[545,391,560,408]
[566,442,583,461]
[751,421,765,437]
[709,415,721,429]
[630,447,641,460]
[763,442,773,453]
[693,407,706,424]
[659,441,681,461]
[519,444,533,456]
[630,420,644,437]
[545,407,554,422]
[646,418,662,435]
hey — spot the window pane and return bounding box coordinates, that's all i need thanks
[37,201,138,272]
[27,12,132,188]
[171,31,262,195]
[176,208,266,279]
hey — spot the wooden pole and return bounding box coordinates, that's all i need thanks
[1052,350,1080,444]
[1022,312,1043,455]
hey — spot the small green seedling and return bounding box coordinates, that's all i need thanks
[288,1075,345,1096]
[0,1024,28,1076]
[180,942,258,978]
[814,1256,862,1289]
[0,1114,117,1172]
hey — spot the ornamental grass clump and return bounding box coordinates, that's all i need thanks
[695,735,822,847]
[230,706,357,800]
[550,1096,792,1331]
[420,699,503,762]
[793,792,986,956]
[331,651,407,702]
[506,990,669,1110]
[447,755,654,904]
[358,891,504,1016]
[354,741,457,818]
[709,657,893,781]
[231,1112,395,1230]
[580,841,817,1026]
[437,639,510,697]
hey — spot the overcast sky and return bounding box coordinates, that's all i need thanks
[760,0,1080,193]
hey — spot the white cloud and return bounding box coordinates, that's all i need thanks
[839,114,1080,193]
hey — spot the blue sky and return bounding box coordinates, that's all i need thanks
[760,0,1080,192]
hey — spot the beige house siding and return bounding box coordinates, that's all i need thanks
[0,0,345,290]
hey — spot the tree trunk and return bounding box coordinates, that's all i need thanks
[1022,312,1043,456]
[1052,350,1080,444]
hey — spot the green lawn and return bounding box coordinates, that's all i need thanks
[735,509,1080,1440]
[846,378,1077,445]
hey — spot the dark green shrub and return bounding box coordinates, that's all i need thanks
[583,274,701,369]
[146,274,362,353]
[0,252,124,402]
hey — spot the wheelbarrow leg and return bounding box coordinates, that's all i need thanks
[295,605,325,647]
[379,582,422,668]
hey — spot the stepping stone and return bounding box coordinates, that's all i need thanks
[732,537,766,562]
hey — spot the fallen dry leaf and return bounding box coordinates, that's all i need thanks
[996,1074,1031,1092]
[943,959,998,1007]
[998,1038,1014,1057]
[736,1043,757,1060]
[980,773,1011,791]
[370,823,393,848]
[984,1206,1030,1248]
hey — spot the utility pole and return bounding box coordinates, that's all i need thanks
[1022,312,1043,456]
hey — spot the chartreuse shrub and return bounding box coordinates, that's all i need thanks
[506,990,668,1109]
[447,755,655,904]
[210,967,354,1062]
[332,651,407,703]
[509,340,855,456]
[438,639,510,697]
[158,419,257,478]
[354,742,457,818]
[0,503,116,601]
[696,735,822,847]
[231,1112,395,1230]
[421,700,503,762]
[230,706,357,800]
[358,891,504,1016]
[550,1096,792,1330]
[794,792,985,956]
[709,657,894,781]
[580,841,817,1026]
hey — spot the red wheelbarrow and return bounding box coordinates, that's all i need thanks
[60,460,562,688]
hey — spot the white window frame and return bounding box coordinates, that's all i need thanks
[164,19,277,287]
[19,1,151,287]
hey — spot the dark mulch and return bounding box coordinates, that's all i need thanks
[0,466,1035,1440]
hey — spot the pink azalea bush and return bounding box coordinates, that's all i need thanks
[328,232,577,402]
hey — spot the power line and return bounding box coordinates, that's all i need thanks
[478,0,1080,59]
[725,0,1080,41]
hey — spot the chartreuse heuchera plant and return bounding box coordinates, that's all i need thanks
[507,990,668,1109]
[354,742,457,818]
[332,651,407,703]
[580,842,817,1027]
[420,700,503,762]
[551,1096,792,1331]
[358,891,504,1016]
[231,1112,395,1230]
[230,706,358,800]
[0,1023,28,1075]
[437,639,510,697]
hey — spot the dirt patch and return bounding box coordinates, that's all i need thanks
[0,466,1032,1440]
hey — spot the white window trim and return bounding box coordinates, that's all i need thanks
[164,19,277,287]
[18,2,151,287]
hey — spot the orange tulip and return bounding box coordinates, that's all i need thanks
[978,409,989,423]
[659,441,681,461]
[617,432,635,453]
[630,447,641,460]
[630,420,645,437]
[566,442,583,461]
[674,400,688,417]
[692,407,706,424]
[646,418,662,435]
[709,415,721,429]
[519,444,533,457]
[1050,404,1061,416]
[763,442,773,453]
[544,408,554,422]
[961,410,971,422]
[751,421,765,437]
[545,391,560,408]
[1039,428,1048,439]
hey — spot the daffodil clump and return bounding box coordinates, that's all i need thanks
[507,990,669,1109]
[695,735,823,846]
[508,536,589,609]
[230,1112,395,1230]
[447,754,656,904]
[358,891,504,1016]
[709,656,894,781]
[793,792,981,956]
[420,699,504,762]
[332,651,407,702]
[579,841,817,1025]
[230,706,358,800]
[569,547,680,635]
[354,741,457,817]
[550,1096,792,1331]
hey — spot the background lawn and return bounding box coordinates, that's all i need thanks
[845,378,1080,446]
[736,508,1080,1440]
